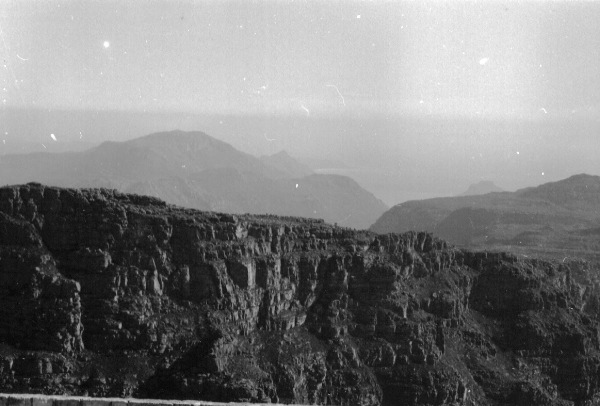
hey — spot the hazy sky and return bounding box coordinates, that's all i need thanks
[1,1,600,205]
[2,0,599,119]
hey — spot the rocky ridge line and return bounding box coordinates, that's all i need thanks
[1,183,600,405]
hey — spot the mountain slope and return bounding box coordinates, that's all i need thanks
[259,150,313,179]
[3,183,600,405]
[0,130,387,229]
[516,173,600,207]
[124,170,387,229]
[0,130,272,186]
[371,174,600,261]
[459,180,504,196]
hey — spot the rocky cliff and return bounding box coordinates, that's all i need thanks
[1,183,600,405]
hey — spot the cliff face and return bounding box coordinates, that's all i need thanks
[1,184,600,405]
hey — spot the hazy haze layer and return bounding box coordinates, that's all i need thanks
[1,1,599,205]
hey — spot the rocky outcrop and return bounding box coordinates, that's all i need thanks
[2,183,600,405]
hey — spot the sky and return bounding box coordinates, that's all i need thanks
[1,0,600,204]
[2,0,599,118]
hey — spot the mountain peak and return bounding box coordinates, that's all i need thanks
[561,173,599,183]
[517,173,600,206]
[459,180,504,196]
[259,150,313,179]
[127,130,218,145]
[271,150,291,158]
[370,173,600,261]
[0,129,385,229]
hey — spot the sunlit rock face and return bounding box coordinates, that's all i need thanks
[2,183,600,405]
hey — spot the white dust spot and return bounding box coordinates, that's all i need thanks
[479,57,489,65]
[50,133,57,141]
[103,41,110,48]
[295,184,299,189]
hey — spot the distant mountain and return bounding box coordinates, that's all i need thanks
[259,150,313,179]
[0,131,265,186]
[517,173,600,207]
[0,130,387,229]
[370,174,600,261]
[459,180,504,196]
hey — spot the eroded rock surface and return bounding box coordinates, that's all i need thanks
[1,183,600,405]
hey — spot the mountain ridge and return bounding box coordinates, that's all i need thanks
[0,130,387,229]
[2,183,600,404]
[371,173,600,261]
[459,180,504,196]
[515,173,600,206]
[259,150,314,179]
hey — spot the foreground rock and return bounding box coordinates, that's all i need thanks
[0,393,297,406]
[1,183,600,405]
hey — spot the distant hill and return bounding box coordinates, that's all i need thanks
[259,150,313,179]
[459,180,504,196]
[370,174,600,261]
[0,130,387,229]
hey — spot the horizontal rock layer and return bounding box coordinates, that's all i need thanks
[1,183,600,405]
[0,393,292,406]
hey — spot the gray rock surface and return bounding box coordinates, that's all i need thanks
[1,184,600,405]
